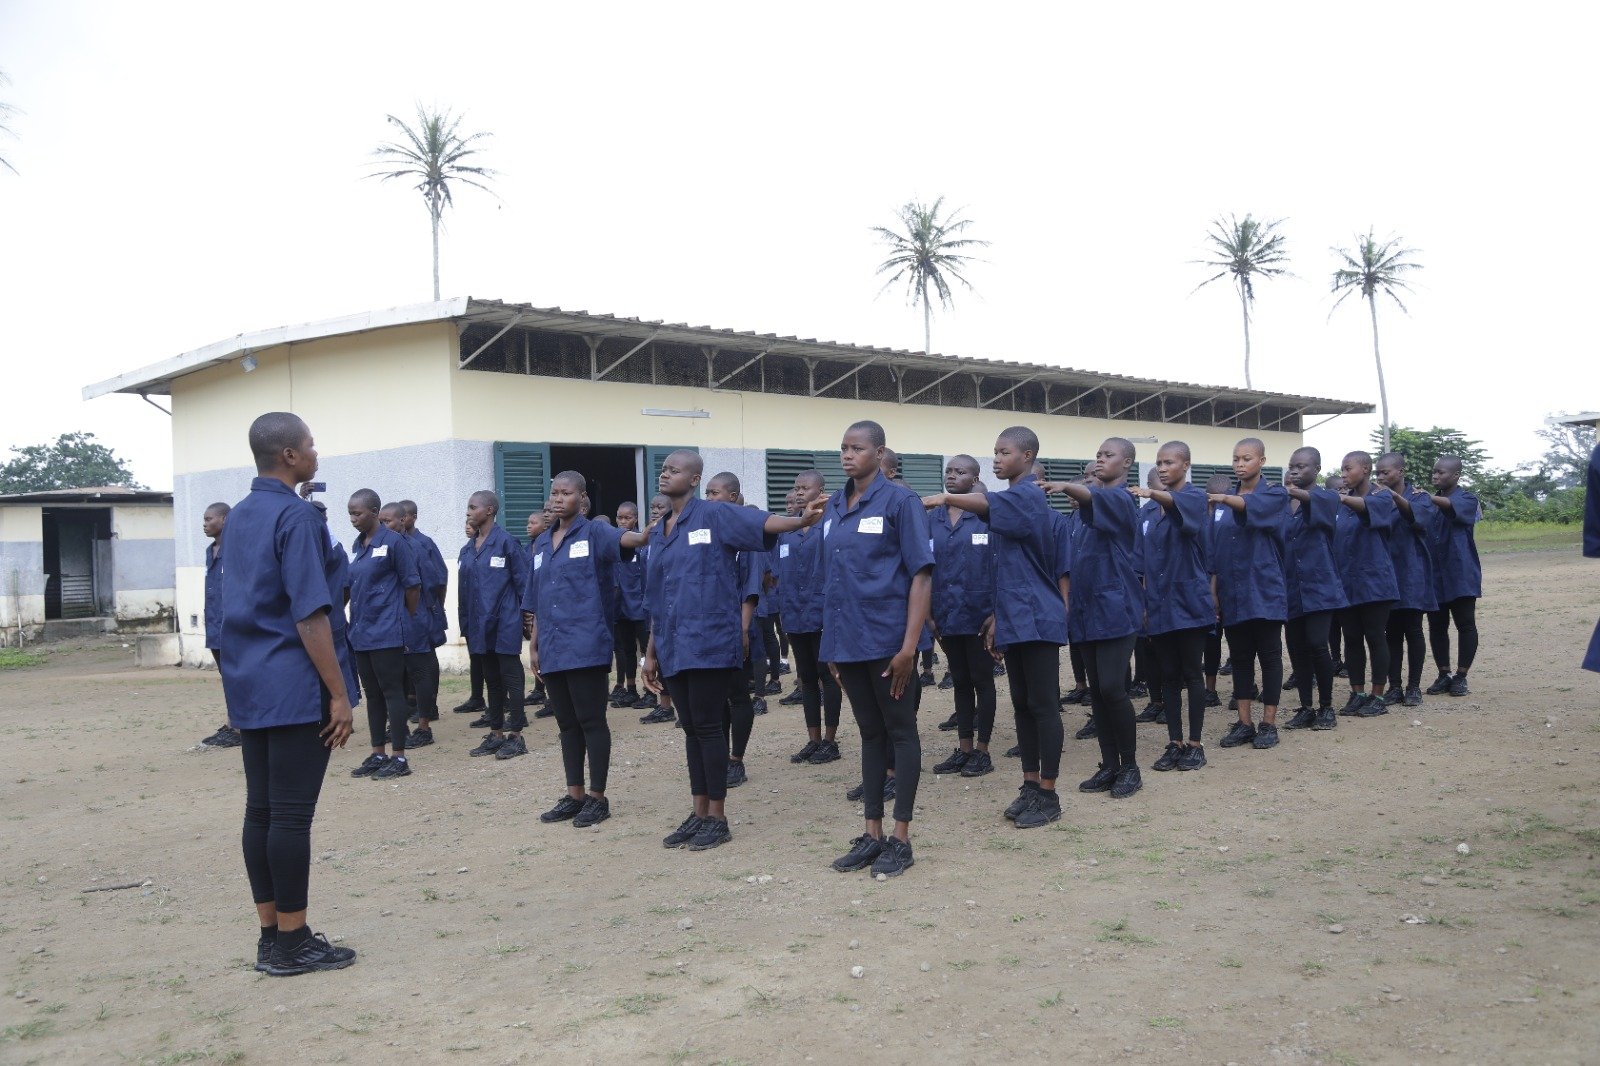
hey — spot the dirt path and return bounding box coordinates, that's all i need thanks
[2,551,1597,1065]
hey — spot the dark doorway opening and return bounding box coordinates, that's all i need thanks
[42,508,112,620]
[548,445,642,526]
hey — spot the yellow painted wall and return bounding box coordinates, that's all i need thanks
[171,323,458,474]
[112,504,173,540]
[0,506,42,543]
[448,370,1303,468]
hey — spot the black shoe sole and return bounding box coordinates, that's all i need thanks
[831,855,879,873]
[959,762,993,778]
[1014,808,1061,828]
[871,857,914,878]
[808,750,842,765]
[932,761,969,775]
[265,953,357,977]
[688,836,731,852]
[573,813,610,828]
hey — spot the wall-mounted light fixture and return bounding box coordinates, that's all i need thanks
[240,354,259,373]
[641,408,710,419]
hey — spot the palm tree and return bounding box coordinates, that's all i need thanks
[1330,230,1422,454]
[0,70,21,175]
[370,105,495,300]
[873,198,987,354]
[1193,214,1291,389]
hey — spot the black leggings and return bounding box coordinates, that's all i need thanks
[941,633,996,743]
[1150,627,1207,743]
[1082,635,1138,769]
[546,665,612,792]
[724,657,756,760]
[1068,642,1087,688]
[789,631,841,732]
[1003,641,1061,778]
[1285,611,1336,709]
[469,654,484,702]
[1339,601,1392,689]
[482,652,527,731]
[241,715,331,915]
[404,650,440,723]
[1204,627,1223,680]
[1387,609,1426,690]
[836,659,921,823]
[758,617,782,682]
[1428,597,1479,674]
[613,618,649,685]
[1224,619,1283,706]
[1132,636,1152,686]
[356,647,409,751]
[665,668,738,802]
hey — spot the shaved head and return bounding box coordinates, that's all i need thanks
[999,425,1041,458]
[1293,446,1322,467]
[349,488,380,511]
[1158,441,1191,463]
[667,449,703,475]
[1236,437,1266,459]
[846,420,887,448]
[708,471,741,495]
[796,469,825,490]
[1436,455,1463,474]
[248,412,310,472]
[469,489,500,514]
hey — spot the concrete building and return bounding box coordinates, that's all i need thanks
[84,297,1371,668]
[0,487,175,647]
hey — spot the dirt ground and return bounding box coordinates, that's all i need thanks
[1,549,1597,1066]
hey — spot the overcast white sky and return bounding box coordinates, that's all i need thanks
[1,2,1593,488]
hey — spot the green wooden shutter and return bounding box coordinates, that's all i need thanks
[1190,463,1284,490]
[764,449,838,511]
[494,442,551,541]
[645,446,698,498]
[898,452,944,497]
[1039,457,1093,514]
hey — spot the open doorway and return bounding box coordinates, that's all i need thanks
[548,445,643,525]
[43,508,111,619]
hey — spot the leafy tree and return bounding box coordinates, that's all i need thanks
[0,69,21,176]
[0,432,143,493]
[1331,230,1423,454]
[873,197,987,354]
[1193,214,1291,389]
[1369,424,1490,490]
[370,105,496,300]
[1531,415,1596,490]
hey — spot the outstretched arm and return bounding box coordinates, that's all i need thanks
[920,491,989,517]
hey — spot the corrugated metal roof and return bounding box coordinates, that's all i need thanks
[0,487,172,504]
[83,296,1373,417]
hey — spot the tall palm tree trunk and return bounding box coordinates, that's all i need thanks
[430,202,441,301]
[923,300,931,354]
[1238,282,1253,389]
[1368,293,1390,454]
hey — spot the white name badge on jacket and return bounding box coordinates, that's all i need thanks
[490,555,506,568]
[533,553,544,570]
[373,545,389,558]
[570,540,591,559]
[972,533,989,545]
[779,544,790,558]
[858,516,884,534]
[688,529,712,545]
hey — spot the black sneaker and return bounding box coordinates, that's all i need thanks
[1128,681,1149,699]
[1219,659,1233,677]
[406,727,434,748]
[452,697,485,714]
[1003,744,1022,758]
[1004,781,1041,820]
[1176,745,1207,771]
[779,659,791,675]
[882,777,897,803]
[1334,661,1348,679]
[870,836,915,877]
[1425,671,1452,696]
[1448,673,1470,697]
[1110,764,1143,798]
[525,688,547,706]
[213,726,242,748]
[688,817,732,851]
[993,661,1006,677]
[1252,722,1279,749]
[1312,706,1338,730]
[1353,697,1389,718]
[726,761,748,788]
[932,747,970,774]
[831,833,884,872]
[1227,695,1239,712]
[762,680,783,696]
[1403,685,1423,707]
[1152,707,1169,726]
[790,739,823,763]
[937,672,954,691]
[1338,693,1369,717]
[1014,787,1061,828]
[1079,764,1118,793]
[808,740,842,765]
[641,706,676,725]
[469,734,504,757]
[779,687,805,706]
[1073,717,1098,740]
[1219,721,1256,747]
[846,781,866,802]
[918,669,936,686]
[255,933,273,972]
[959,750,994,777]
[1152,742,1183,771]
[494,733,528,759]
[350,753,388,777]
[1381,686,1405,706]
[572,796,610,828]
[468,714,493,729]
[201,725,238,747]
[607,685,628,707]
[1204,690,1220,708]
[533,704,556,719]
[1282,707,1316,730]
[752,698,768,716]
[540,795,584,823]
[937,711,959,732]
[1284,672,1299,690]
[373,755,411,779]
[1134,702,1163,723]
[633,691,659,710]
[663,814,702,848]
[407,711,421,726]
[264,930,356,977]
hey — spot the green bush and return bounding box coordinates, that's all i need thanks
[1483,485,1585,524]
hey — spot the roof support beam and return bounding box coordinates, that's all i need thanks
[1048,380,1111,415]
[1218,399,1267,427]
[712,347,770,388]
[978,373,1040,410]
[459,312,526,368]
[898,366,964,404]
[594,331,659,380]
[1301,405,1362,433]
[1262,404,1312,431]
[1109,388,1167,420]
[811,357,878,398]
[1164,394,1215,422]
